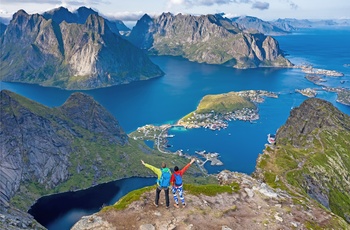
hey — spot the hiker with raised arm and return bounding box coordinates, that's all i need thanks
[141,160,171,208]
[171,158,196,208]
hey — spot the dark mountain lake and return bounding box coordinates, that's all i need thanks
[28,177,155,230]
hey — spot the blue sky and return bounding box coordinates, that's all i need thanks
[0,0,349,24]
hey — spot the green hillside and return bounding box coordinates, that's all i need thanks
[197,92,256,114]
[255,98,350,224]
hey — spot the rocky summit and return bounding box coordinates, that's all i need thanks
[0,10,163,90]
[126,13,293,69]
[72,170,348,230]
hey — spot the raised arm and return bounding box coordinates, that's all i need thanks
[141,160,161,178]
[180,158,196,175]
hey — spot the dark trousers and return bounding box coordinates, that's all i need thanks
[155,187,169,207]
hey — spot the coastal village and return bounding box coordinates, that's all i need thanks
[129,124,224,171]
[129,90,278,172]
[177,90,278,130]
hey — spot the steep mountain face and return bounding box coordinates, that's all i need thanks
[0,90,128,210]
[0,10,163,90]
[126,13,292,69]
[231,16,291,35]
[255,98,350,224]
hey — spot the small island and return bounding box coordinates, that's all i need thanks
[295,88,317,97]
[305,75,327,85]
[177,90,277,130]
[322,87,350,106]
[301,65,344,77]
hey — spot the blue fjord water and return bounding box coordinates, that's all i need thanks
[1,28,350,229]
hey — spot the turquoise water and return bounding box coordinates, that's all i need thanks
[2,28,350,229]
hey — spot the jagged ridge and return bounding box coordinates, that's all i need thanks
[126,12,293,69]
[0,10,163,90]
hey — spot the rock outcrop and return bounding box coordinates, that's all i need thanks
[126,13,293,69]
[0,10,163,90]
[72,171,348,229]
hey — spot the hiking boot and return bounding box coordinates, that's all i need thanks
[154,202,158,207]
[174,203,179,208]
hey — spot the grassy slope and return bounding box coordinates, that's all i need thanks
[256,125,350,224]
[197,92,256,114]
[103,182,239,211]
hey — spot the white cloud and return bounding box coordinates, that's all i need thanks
[169,0,186,5]
[104,11,149,22]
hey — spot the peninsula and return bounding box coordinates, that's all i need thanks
[177,90,278,130]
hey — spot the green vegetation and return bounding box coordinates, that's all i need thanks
[196,92,255,114]
[257,124,350,223]
[185,183,240,196]
[103,185,156,211]
[103,183,240,212]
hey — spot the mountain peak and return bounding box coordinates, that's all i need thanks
[13,9,28,17]
[84,13,109,34]
[276,98,350,147]
[61,92,128,145]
